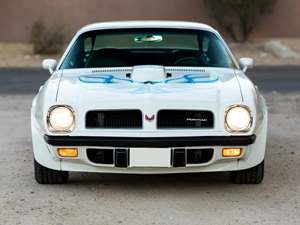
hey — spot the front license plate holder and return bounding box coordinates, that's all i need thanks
[129,148,171,168]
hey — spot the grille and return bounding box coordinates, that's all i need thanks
[87,148,113,164]
[157,110,214,129]
[86,110,142,129]
[187,148,214,164]
[172,148,214,167]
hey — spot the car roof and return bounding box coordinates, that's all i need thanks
[78,20,218,35]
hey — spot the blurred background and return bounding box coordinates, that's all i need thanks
[0,0,300,67]
[0,1,300,225]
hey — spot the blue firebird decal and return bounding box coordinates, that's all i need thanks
[79,74,219,84]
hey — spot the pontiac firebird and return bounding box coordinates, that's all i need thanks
[31,21,268,184]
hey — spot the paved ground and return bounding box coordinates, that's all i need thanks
[0,67,299,225]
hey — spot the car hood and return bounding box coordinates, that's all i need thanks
[56,67,242,110]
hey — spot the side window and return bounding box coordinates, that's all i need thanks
[202,37,211,64]
[203,35,230,67]
[202,36,210,53]
[83,37,93,65]
[84,37,93,53]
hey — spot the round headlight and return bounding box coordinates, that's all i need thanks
[47,106,75,133]
[225,105,252,132]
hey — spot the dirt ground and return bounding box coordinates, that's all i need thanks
[1,38,300,68]
[0,92,299,225]
[230,38,300,66]
[0,43,59,68]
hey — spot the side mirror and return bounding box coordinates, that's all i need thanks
[42,59,57,74]
[239,58,254,72]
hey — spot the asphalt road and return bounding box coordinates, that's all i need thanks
[0,66,299,94]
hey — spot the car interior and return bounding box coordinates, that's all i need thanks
[61,29,233,69]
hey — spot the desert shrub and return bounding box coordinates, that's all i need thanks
[204,0,276,42]
[30,20,65,54]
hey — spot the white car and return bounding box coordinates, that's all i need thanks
[31,21,268,184]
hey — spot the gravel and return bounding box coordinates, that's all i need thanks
[263,40,299,59]
[0,93,299,225]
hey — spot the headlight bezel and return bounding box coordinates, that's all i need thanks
[225,105,253,133]
[47,105,75,133]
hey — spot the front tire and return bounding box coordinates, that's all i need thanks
[230,160,264,184]
[34,159,69,184]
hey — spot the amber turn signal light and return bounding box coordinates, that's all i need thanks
[57,148,78,157]
[222,148,242,157]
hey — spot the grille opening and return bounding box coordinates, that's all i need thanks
[115,149,129,168]
[157,110,214,129]
[172,148,186,167]
[87,148,213,167]
[187,148,213,164]
[86,110,142,129]
[172,148,214,167]
[87,149,113,164]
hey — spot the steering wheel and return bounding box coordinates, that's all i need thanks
[173,57,203,67]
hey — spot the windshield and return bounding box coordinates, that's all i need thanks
[60,29,236,69]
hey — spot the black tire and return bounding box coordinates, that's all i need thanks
[230,160,264,184]
[34,159,69,184]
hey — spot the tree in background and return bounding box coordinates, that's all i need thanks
[204,0,276,42]
[30,20,65,54]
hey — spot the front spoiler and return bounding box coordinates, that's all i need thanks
[44,135,256,147]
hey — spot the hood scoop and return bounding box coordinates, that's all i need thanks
[131,65,166,83]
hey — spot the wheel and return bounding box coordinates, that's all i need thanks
[34,159,69,184]
[230,160,264,184]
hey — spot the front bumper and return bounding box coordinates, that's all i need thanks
[39,133,265,172]
[44,135,256,147]
[43,135,256,170]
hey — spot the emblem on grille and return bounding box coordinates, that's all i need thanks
[145,114,155,122]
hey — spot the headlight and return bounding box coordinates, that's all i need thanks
[225,105,252,132]
[47,106,75,133]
